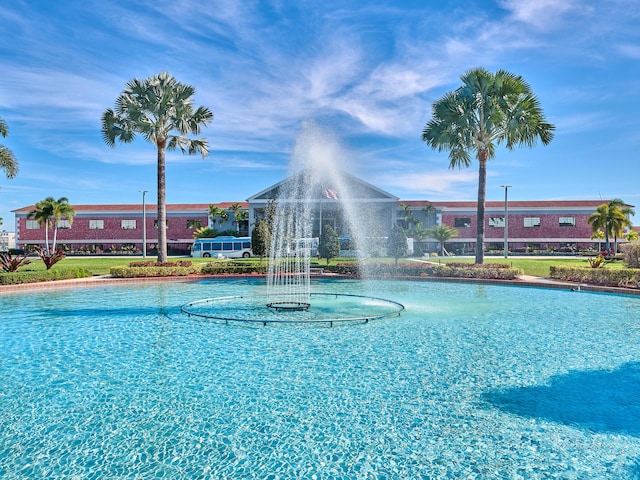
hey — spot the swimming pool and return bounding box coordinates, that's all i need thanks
[1,278,639,478]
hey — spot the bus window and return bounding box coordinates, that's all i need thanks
[192,243,201,251]
[212,243,222,251]
[223,242,233,251]
[203,242,211,251]
[243,241,251,249]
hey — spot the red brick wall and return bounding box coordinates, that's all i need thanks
[16,214,209,248]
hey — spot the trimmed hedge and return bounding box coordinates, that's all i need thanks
[326,262,522,280]
[110,266,195,278]
[110,261,267,278]
[129,260,192,268]
[0,267,91,285]
[199,262,267,275]
[550,266,640,288]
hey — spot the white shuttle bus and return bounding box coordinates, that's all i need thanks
[191,236,252,258]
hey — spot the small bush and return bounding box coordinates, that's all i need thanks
[621,243,640,269]
[0,252,32,272]
[35,247,66,270]
[0,267,91,285]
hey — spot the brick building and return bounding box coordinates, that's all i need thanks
[12,171,632,256]
[12,202,247,255]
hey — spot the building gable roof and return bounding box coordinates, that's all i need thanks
[248,168,398,202]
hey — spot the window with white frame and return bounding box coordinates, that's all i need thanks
[559,217,576,227]
[57,219,72,229]
[26,220,40,229]
[89,220,104,230]
[121,219,137,229]
[489,217,505,227]
[524,217,541,227]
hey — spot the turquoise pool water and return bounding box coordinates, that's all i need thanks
[1,278,640,478]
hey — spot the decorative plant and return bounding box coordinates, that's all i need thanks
[587,255,606,268]
[35,247,65,270]
[0,251,32,272]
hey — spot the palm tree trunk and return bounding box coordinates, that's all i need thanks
[475,153,488,264]
[157,143,168,262]
[45,220,50,255]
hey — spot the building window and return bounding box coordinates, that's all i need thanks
[524,217,541,227]
[154,219,168,228]
[559,217,576,227]
[26,220,39,229]
[454,217,471,228]
[489,217,505,227]
[57,220,72,229]
[89,220,104,230]
[121,219,137,229]
[187,219,202,229]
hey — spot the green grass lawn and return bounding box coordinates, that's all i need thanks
[12,254,624,278]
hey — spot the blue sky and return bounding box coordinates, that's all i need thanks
[1,0,639,229]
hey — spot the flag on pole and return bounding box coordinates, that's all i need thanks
[323,187,338,200]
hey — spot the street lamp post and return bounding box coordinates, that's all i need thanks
[500,185,511,258]
[140,190,148,258]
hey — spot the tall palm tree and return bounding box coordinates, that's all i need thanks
[428,224,459,256]
[208,205,229,227]
[0,116,18,179]
[588,199,635,253]
[422,68,555,263]
[27,197,75,254]
[102,71,213,262]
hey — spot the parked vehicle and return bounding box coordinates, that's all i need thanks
[191,236,252,258]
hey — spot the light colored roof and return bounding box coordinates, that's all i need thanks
[397,199,633,209]
[12,202,248,214]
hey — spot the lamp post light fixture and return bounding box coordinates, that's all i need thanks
[139,190,148,258]
[500,185,511,259]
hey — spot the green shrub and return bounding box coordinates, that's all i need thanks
[326,262,522,279]
[200,262,267,275]
[110,266,194,278]
[0,267,91,285]
[550,266,640,288]
[621,243,640,269]
[129,260,192,268]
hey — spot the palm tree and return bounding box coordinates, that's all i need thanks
[422,68,555,264]
[27,197,75,254]
[408,223,431,256]
[399,203,415,228]
[422,203,436,228]
[428,224,459,256]
[587,199,635,253]
[590,230,605,253]
[0,116,18,180]
[228,203,248,233]
[102,71,213,262]
[208,205,229,227]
